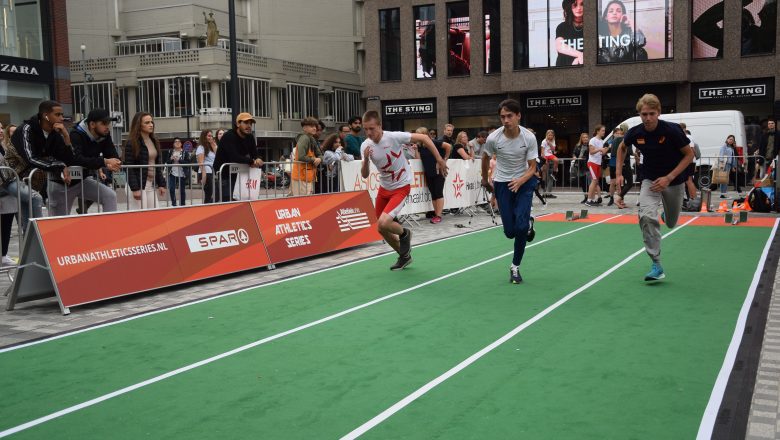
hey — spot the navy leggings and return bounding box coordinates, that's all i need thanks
[494,176,537,266]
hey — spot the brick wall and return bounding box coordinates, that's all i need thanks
[49,0,71,106]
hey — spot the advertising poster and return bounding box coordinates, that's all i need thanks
[741,0,777,56]
[447,2,471,76]
[415,5,436,79]
[692,0,724,59]
[518,0,584,68]
[597,0,673,64]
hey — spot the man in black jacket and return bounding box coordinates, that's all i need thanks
[69,109,122,214]
[11,101,121,216]
[758,119,777,178]
[213,112,263,202]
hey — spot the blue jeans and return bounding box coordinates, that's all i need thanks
[494,176,537,266]
[5,179,43,232]
[168,175,187,206]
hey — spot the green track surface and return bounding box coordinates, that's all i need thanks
[0,221,772,439]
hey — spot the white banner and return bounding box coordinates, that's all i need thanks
[340,159,488,215]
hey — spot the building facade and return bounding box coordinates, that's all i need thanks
[364,0,779,156]
[0,0,71,126]
[66,0,366,160]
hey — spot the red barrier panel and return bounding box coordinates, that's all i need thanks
[6,192,380,314]
[33,203,268,309]
[251,191,381,264]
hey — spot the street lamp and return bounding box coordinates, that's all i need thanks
[80,44,91,115]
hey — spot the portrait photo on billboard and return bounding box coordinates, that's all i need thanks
[692,0,724,59]
[597,0,673,64]
[515,0,584,68]
[742,0,777,56]
[554,0,585,66]
[415,5,436,79]
[447,2,471,76]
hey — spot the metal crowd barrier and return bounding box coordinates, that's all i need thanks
[534,154,761,197]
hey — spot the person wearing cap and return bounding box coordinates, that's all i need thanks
[213,112,263,202]
[69,109,123,214]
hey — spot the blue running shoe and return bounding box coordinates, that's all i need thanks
[644,262,665,281]
[509,265,523,284]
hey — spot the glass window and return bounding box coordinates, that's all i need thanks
[692,1,723,59]
[0,80,49,124]
[219,77,272,118]
[414,5,436,79]
[513,0,584,69]
[742,0,776,56]
[200,81,211,110]
[597,0,673,64]
[483,0,501,73]
[137,76,198,118]
[447,2,470,76]
[284,83,318,120]
[379,8,402,81]
[335,89,362,123]
[72,81,129,124]
[0,0,44,60]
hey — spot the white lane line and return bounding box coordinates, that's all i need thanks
[0,216,528,354]
[0,215,618,438]
[340,216,698,440]
[697,218,780,440]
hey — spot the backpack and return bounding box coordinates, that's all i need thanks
[748,187,772,213]
[3,142,46,192]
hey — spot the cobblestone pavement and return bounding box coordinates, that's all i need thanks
[1,190,778,438]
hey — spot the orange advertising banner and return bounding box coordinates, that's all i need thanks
[250,191,381,264]
[19,192,380,313]
[35,203,269,308]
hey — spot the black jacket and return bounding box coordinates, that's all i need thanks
[69,120,120,176]
[759,130,778,161]
[10,114,69,174]
[124,138,166,191]
[213,128,259,177]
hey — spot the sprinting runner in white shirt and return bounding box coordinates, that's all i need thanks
[360,110,448,271]
[480,99,539,284]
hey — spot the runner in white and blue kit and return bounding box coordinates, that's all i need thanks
[480,99,539,284]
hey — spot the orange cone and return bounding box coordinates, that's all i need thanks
[716,200,729,212]
[743,195,752,211]
[700,198,709,213]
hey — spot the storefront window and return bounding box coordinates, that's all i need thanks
[414,5,436,79]
[379,8,401,82]
[0,80,49,124]
[513,0,584,69]
[447,2,470,76]
[483,0,501,73]
[597,0,673,64]
[601,85,676,132]
[741,0,776,56]
[0,0,44,61]
[692,0,723,59]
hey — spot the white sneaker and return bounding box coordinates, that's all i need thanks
[2,256,16,266]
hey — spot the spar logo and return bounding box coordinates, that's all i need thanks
[452,173,465,198]
[336,208,370,232]
[186,229,250,253]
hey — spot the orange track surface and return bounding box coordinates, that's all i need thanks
[537,213,777,228]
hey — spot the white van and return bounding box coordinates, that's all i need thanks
[605,110,747,165]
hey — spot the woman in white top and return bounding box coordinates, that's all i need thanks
[540,129,559,174]
[196,129,218,203]
[586,124,610,206]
